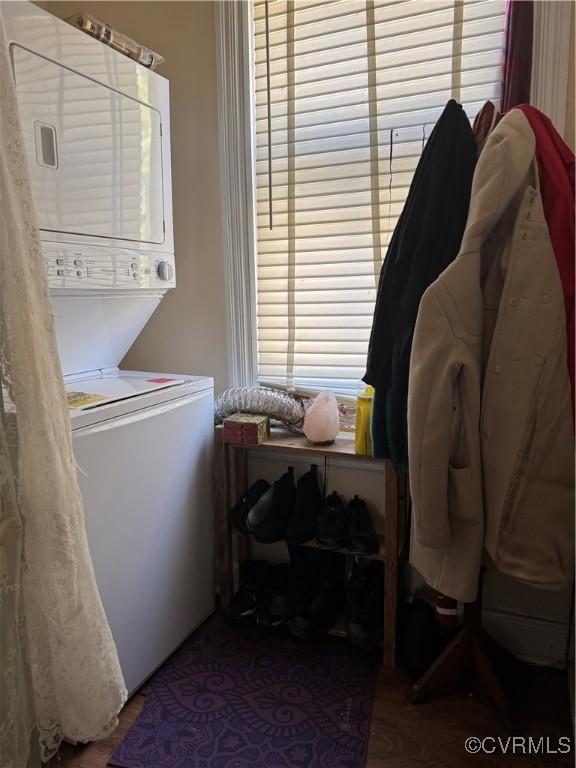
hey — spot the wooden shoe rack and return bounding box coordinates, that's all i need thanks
[214,425,404,668]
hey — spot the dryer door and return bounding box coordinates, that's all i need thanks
[11,44,165,245]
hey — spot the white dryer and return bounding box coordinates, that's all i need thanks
[2,1,215,694]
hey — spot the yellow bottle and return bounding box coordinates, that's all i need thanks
[355,385,374,456]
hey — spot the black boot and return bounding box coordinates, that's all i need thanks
[223,560,272,624]
[247,467,296,543]
[256,563,291,629]
[347,495,379,555]
[346,558,384,651]
[316,491,347,549]
[289,553,345,640]
[285,464,323,543]
[270,545,318,618]
[230,479,271,535]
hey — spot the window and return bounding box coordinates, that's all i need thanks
[251,0,506,396]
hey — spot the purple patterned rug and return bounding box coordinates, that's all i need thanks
[110,615,377,768]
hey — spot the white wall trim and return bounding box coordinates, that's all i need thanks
[483,608,569,668]
[531,0,572,133]
[215,2,258,388]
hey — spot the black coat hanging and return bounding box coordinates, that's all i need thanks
[363,99,477,471]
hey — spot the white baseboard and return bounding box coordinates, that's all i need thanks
[483,608,569,668]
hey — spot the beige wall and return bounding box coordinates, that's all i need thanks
[36,1,229,392]
[565,2,575,150]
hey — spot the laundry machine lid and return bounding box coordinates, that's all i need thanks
[65,369,214,429]
[66,372,184,409]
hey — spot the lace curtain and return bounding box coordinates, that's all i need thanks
[0,19,127,768]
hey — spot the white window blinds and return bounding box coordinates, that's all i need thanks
[252,0,506,396]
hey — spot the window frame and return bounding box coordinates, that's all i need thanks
[216,0,258,388]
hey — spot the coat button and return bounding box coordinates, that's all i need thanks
[542,293,551,303]
[509,298,517,307]
[494,365,502,373]
[535,355,545,366]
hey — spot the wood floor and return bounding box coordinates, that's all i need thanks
[49,662,572,768]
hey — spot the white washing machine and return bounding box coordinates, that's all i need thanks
[2,2,216,693]
[67,371,214,694]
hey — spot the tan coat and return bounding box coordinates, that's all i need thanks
[408,109,574,603]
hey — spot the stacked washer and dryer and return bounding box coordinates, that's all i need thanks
[2,1,215,694]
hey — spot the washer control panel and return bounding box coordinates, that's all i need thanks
[42,243,176,290]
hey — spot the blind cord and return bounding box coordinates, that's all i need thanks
[265,0,273,230]
[366,0,383,285]
[385,127,394,248]
[286,0,296,390]
[451,0,465,103]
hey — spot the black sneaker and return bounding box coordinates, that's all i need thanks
[289,554,345,640]
[316,491,347,549]
[285,465,323,543]
[347,495,379,555]
[230,479,271,535]
[271,544,318,618]
[346,558,384,651]
[223,560,271,624]
[247,467,296,543]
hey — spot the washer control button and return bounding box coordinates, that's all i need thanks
[157,261,174,281]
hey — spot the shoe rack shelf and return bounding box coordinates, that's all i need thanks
[297,536,386,560]
[214,425,404,669]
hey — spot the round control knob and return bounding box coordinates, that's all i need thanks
[157,260,174,281]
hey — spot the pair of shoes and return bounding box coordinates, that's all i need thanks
[243,465,324,544]
[287,551,346,640]
[346,558,384,651]
[317,493,379,554]
[224,560,290,628]
[268,547,344,639]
